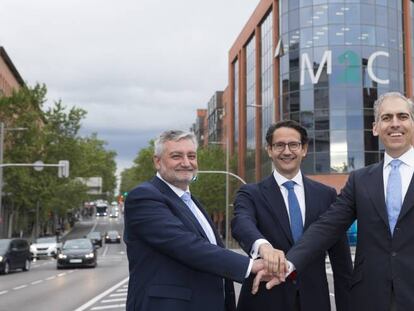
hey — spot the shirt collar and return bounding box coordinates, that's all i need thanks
[156,172,190,197]
[384,147,414,168]
[272,169,303,188]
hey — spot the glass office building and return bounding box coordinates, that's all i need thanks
[228,0,413,186]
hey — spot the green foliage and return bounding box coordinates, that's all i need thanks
[191,146,226,214]
[0,83,117,236]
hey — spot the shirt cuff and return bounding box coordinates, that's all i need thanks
[245,259,253,278]
[286,260,295,277]
[250,239,271,259]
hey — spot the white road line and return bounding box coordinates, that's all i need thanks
[109,293,126,297]
[91,304,125,310]
[101,298,126,303]
[13,284,28,290]
[116,288,127,292]
[102,245,109,257]
[57,273,66,277]
[74,277,129,311]
[31,280,43,285]
[330,293,335,297]
[46,276,56,281]
[89,219,98,233]
[0,290,8,295]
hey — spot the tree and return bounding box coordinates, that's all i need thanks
[0,84,117,237]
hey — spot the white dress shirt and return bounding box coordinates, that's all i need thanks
[383,147,414,203]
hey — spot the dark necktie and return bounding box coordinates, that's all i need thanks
[283,181,303,243]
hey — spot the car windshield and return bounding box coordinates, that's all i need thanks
[0,239,10,251]
[107,231,119,236]
[63,239,91,250]
[87,232,100,238]
[36,237,56,244]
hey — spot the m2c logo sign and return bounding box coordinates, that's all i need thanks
[299,50,389,86]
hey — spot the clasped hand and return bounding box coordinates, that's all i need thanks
[250,244,288,294]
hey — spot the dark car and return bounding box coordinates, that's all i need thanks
[57,238,97,269]
[104,230,121,243]
[0,238,32,274]
[86,231,103,247]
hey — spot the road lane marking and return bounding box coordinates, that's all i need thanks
[57,273,66,277]
[74,277,129,311]
[46,276,56,281]
[0,290,8,295]
[31,280,43,285]
[91,304,125,310]
[13,285,28,290]
[101,298,126,303]
[116,288,127,292]
[102,245,109,257]
[109,293,126,297]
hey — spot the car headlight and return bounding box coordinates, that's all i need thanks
[58,254,67,259]
[85,252,94,258]
[30,245,36,252]
[117,236,121,239]
[0,256,3,262]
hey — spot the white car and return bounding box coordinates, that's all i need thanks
[30,236,61,259]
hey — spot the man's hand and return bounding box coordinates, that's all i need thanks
[251,269,283,294]
[258,243,287,278]
[251,258,264,274]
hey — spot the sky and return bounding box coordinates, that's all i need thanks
[0,0,260,179]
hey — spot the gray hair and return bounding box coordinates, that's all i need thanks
[154,130,198,157]
[373,92,414,122]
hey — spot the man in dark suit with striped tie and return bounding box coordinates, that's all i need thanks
[231,120,352,311]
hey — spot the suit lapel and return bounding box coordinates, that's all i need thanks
[366,161,389,228]
[397,174,414,222]
[150,177,209,240]
[302,177,320,231]
[260,175,294,245]
[191,196,224,247]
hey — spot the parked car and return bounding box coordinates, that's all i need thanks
[0,238,32,274]
[104,230,121,243]
[86,231,103,247]
[57,238,97,269]
[30,236,61,259]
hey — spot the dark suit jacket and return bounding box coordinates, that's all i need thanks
[232,174,352,311]
[124,176,250,311]
[287,161,414,311]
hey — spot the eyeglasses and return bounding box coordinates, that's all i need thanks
[271,141,302,151]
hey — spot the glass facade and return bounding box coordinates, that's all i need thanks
[261,11,274,177]
[280,0,405,174]
[246,36,256,182]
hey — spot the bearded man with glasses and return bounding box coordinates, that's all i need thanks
[231,120,352,311]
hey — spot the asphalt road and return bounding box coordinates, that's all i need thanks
[0,216,129,311]
[0,215,347,311]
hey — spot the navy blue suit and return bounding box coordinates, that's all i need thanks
[287,161,414,310]
[124,176,250,311]
[232,174,352,311]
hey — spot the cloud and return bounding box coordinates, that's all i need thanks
[0,0,259,178]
